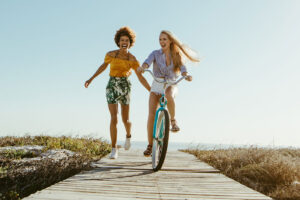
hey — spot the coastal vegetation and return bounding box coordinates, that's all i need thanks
[0,135,110,200]
[184,147,300,200]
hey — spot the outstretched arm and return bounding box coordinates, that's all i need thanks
[135,68,151,91]
[85,62,109,88]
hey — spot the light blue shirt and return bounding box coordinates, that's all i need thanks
[143,49,187,80]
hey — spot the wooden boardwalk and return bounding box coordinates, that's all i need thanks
[24,149,272,200]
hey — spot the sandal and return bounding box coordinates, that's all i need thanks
[143,144,152,157]
[171,119,180,132]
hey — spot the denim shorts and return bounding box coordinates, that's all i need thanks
[150,79,178,96]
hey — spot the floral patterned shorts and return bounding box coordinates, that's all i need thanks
[106,77,131,105]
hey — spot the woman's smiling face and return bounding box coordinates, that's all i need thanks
[159,33,171,51]
[119,35,130,50]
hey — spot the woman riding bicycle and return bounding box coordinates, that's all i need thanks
[85,26,150,159]
[138,30,199,157]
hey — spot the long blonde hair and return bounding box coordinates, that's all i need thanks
[161,30,200,73]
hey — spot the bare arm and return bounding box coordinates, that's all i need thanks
[128,53,150,90]
[85,62,109,88]
[135,68,151,91]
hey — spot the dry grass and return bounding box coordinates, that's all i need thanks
[0,135,111,200]
[0,135,110,160]
[183,147,300,200]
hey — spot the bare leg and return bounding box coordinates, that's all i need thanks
[165,86,176,120]
[108,104,118,148]
[147,92,160,146]
[121,104,131,138]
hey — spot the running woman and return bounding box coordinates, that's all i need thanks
[85,27,150,159]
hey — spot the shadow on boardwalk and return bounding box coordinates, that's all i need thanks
[24,149,272,200]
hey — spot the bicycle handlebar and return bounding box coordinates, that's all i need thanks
[144,69,186,85]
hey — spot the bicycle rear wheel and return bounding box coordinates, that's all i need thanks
[152,109,169,171]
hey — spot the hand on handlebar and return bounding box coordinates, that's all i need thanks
[138,63,149,73]
[185,75,192,81]
[181,72,192,82]
[137,66,145,73]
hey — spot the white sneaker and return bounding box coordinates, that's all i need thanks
[109,148,118,159]
[124,137,131,150]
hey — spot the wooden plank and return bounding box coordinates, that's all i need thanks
[24,149,272,200]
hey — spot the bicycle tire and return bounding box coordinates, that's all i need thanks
[152,109,170,171]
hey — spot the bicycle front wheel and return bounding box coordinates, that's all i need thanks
[152,109,170,171]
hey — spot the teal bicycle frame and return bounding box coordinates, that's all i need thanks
[144,69,186,171]
[153,96,167,142]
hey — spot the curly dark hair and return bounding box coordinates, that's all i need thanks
[114,26,136,48]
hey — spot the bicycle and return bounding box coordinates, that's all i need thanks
[144,69,186,171]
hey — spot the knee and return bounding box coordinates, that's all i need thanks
[111,115,118,125]
[122,118,131,125]
[165,92,174,101]
[148,113,156,121]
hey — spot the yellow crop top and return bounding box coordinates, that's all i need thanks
[104,54,140,77]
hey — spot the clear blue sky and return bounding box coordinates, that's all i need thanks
[1,0,299,147]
